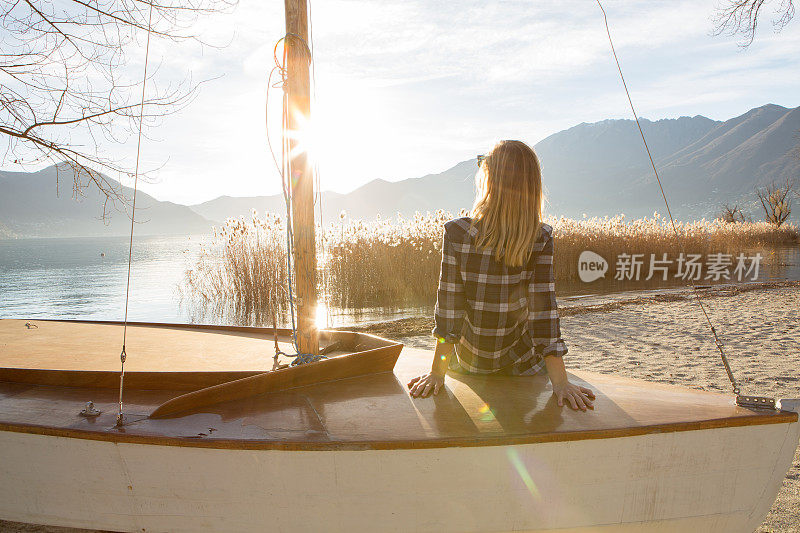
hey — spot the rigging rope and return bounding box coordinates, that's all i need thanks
[116,0,155,427]
[595,0,743,396]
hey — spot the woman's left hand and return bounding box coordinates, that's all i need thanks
[407,373,445,398]
[552,380,595,411]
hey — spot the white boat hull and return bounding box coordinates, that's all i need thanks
[1,420,797,533]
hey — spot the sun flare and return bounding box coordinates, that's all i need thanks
[314,302,328,329]
[284,106,319,164]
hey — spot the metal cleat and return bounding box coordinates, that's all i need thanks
[736,395,777,410]
[79,401,101,417]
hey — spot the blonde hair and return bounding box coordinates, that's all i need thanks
[471,140,543,267]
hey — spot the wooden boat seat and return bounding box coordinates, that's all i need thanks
[0,319,392,390]
[0,319,795,450]
[0,319,350,372]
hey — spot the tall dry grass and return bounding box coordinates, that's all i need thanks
[183,210,289,326]
[553,212,800,281]
[182,210,799,324]
[325,210,455,309]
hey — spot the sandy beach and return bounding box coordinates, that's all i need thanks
[2,282,799,532]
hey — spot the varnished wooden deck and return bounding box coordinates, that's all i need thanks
[0,319,795,450]
[0,319,305,371]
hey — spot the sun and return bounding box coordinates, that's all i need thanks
[314,302,328,329]
[284,105,320,164]
[279,79,396,192]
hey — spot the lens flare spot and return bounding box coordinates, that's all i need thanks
[507,448,541,500]
[478,402,496,422]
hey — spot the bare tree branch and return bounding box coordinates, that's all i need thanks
[716,202,750,223]
[756,178,794,227]
[0,0,236,219]
[713,0,795,47]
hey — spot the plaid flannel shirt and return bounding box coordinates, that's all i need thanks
[432,217,567,375]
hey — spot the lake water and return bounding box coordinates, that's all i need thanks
[0,235,205,323]
[1,236,798,327]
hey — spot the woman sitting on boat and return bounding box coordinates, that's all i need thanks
[408,139,595,411]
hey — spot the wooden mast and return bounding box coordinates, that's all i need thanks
[284,0,318,355]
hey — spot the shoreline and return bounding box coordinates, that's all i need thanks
[338,280,800,342]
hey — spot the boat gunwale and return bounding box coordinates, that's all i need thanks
[0,368,265,390]
[0,407,795,451]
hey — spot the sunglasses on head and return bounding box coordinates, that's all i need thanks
[476,155,485,167]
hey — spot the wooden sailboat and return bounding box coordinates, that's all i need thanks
[0,1,798,532]
[0,317,797,532]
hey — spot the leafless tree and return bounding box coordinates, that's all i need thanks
[713,0,795,46]
[0,0,235,217]
[756,178,794,226]
[717,203,749,223]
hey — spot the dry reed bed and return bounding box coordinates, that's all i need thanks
[182,211,799,325]
[183,211,289,326]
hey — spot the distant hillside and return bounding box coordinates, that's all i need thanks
[190,160,478,225]
[3,104,798,238]
[0,165,213,238]
[192,104,800,223]
[613,104,800,218]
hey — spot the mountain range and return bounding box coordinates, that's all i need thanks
[0,165,212,239]
[192,103,800,225]
[1,103,798,239]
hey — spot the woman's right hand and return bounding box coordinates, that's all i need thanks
[551,380,595,411]
[407,373,445,398]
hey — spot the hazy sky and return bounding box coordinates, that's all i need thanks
[5,1,800,204]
